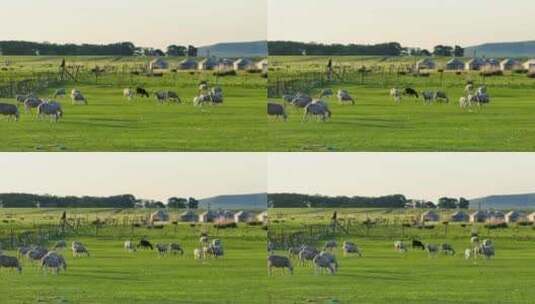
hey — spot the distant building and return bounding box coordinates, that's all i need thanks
[465,58,486,71]
[421,210,440,222]
[199,210,218,223]
[450,211,469,222]
[233,58,255,71]
[505,210,526,223]
[150,209,169,223]
[500,58,522,71]
[149,58,169,70]
[198,57,219,71]
[217,58,234,71]
[488,210,505,222]
[445,58,465,71]
[524,59,535,72]
[416,58,436,70]
[179,210,198,222]
[178,58,197,70]
[257,211,268,224]
[470,210,488,223]
[256,59,268,73]
[234,211,256,223]
[528,212,535,223]
[482,59,500,71]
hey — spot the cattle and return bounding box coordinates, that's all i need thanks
[313,252,337,275]
[288,246,302,260]
[482,239,492,247]
[342,241,362,257]
[124,240,136,253]
[268,255,293,276]
[204,244,224,258]
[193,94,212,106]
[425,244,439,257]
[394,241,407,253]
[441,243,455,256]
[136,87,150,98]
[303,102,331,121]
[53,88,66,98]
[200,236,209,246]
[169,243,184,256]
[199,82,209,93]
[211,86,223,95]
[282,94,295,103]
[155,91,182,103]
[390,88,401,103]
[267,241,274,255]
[17,246,32,258]
[123,88,134,101]
[41,252,67,274]
[323,240,337,251]
[0,103,20,121]
[212,239,222,247]
[476,86,487,95]
[210,92,224,104]
[0,255,22,273]
[336,90,355,105]
[465,84,474,95]
[138,239,153,250]
[71,92,87,105]
[403,88,419,98]
[434,91,449,103]
[16,94,34,104]
[477,244,495,260]
[37,101,63,122]
[24,97,43,113]
[298,247,319,266]
[412,240,425,250]
[71,241,89,257]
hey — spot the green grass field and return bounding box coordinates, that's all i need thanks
[0,56,266,151]
[268,56,535,151]
[267,208,535,303]
[0,209,268,304]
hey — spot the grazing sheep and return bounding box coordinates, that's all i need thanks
[155,244,169,256]
[303,102,331,121]
[441,243,456,256]
[136,87,150,98]
[323,240,337,251]
[390,88,401,103]
[124,240,136,253]
[342,241,362,257]
[24,97,43,113]
[291,94,313,108]
[138,239,153,250]
[336,90,355,105]
[426,244,439,257]
[0,103,20,121]
[403,87,419,98]
[123,88,134,101]
[394,241,407,253]
[71,241,89,257]
[422,91,434,103]
[169,243,184,255]
[0,255,22,273]
[27,246,49,262]
[298,247,319,266]
[267,102,287,121]
[37,101,63,122]
[313,252,337,275]
[41,252,67,274]
[71,92,87,105]
[412,240,425,250]
[267,255,293,276]
[434,91,449,103]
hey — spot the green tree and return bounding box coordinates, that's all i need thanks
[188,197,199,209]
[458,197,470,209]
[167,197,187,209]
[438,197,458,209]
[166,45,186,56]
[454,45,465,57]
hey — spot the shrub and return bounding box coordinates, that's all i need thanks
[480,70,503,77]
[484,222,508,229]
[214,70,237,77]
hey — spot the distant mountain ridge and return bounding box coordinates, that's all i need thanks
[465,40,535,58]
[198,41,267,58]
[199,193,267,210]
[470,192,535,209]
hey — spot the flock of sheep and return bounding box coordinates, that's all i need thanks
[267,232,496,276]
[0,81,226,122]
[268,83,493,122]
[0,233,226,275]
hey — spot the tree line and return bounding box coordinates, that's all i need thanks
[0,41,198,57]
[0,193,200,209]
[268,41,464,57]
[268,193,470,209]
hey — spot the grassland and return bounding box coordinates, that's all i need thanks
[268,56,535,151]
[0,209,268,304]
[0,56,266,151]
[267,208,535,304]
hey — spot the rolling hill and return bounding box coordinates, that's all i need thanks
[198,41,267,58]
[465,40,535,58]
[199,193,267,210]
[470,192,535,209]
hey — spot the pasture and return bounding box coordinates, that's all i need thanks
[267,208,535,303]
[268,56,535,151]
[0,208,268,304]
[0,56,266,151]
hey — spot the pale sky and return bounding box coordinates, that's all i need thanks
[0,153,267,202]
[0,0,267,49]
[268,0,535,49]
[268,153,535,201]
